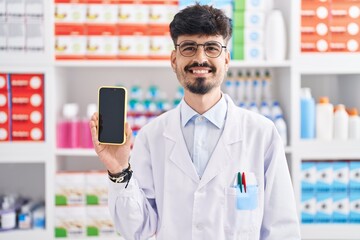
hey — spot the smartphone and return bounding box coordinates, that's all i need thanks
[98,86,127,145]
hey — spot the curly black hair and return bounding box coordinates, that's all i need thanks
[169,3,232,45]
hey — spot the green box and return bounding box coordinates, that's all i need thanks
[233,27,244,44]
[234,0,245,11]
[233,10,245,28]
[232,43,244,60]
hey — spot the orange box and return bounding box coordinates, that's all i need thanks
[10,74,44,92]
[86,24,118,59]
[55,0,87,24]
[149,26,172,60]
[117,25,150,59]
[146,0,178,27]
[86,0,118,24]
[0,91,10,141]
[55,24,87,59]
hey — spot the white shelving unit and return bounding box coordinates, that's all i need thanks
[1,0,360,239]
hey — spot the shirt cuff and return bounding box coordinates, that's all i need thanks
[108,177,138,197]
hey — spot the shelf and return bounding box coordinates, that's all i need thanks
[54,60,291,68]
[0,142,53,163]
[296,140,360,159]
[0,229,50,239]
[296,54,360,74]
[56,148,97,157]
[301,225,360,240]
[0,53,53,67]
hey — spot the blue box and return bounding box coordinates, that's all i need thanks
[316,192,332,223]
[301,192,316,224]
[332,192,349,223]
[349,192,360,223]
[301,162,316,193]
[316,162,333,193]
[349,161,360,192]
[332,161,349,192]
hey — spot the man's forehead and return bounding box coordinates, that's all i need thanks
[177,35,225,44]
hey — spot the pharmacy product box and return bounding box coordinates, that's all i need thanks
[11,106,44,141]
[55,24,87,59]
[349,191,360,223]
[233,27,244,44]
[6,0,25,22]
[244,43,264,61]
[0,75,10,141]
[7,23,26,52]
[0,0,5,23]
[117,1,149,24]
[231,43,244,60]
[332,161,349,192]
[117,25,150,59]
[54,0,87,24]
[55,206,86,238]
[86,206,116,237]
[316,161,333,192]
[26,23,44,51]
[350,161,360,192]
[25,0,44,22]
[302,161,317,193]
[214,0,233,19]
[85,171,108,205]
[332,192,349,223]
[10,74,43,92]
[316,192,332,223]
[148,0,178,26]
[55,172,86,206]
[0,24,6,51]
[86,0,118,24]
[149,27,172,60]
[179,0,214,9]
[86,24,118,59]
[233,11,264,29]
[301,192,316,223]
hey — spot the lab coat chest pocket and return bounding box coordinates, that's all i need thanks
[224,184,259,237]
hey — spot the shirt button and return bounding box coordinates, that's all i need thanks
[196,223,203,230]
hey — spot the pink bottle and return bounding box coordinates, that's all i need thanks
[80,103,97,148]
[57,103,80,148]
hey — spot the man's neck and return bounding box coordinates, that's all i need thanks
[184,91,222,115]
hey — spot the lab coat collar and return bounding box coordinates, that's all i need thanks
[163,94,243,186]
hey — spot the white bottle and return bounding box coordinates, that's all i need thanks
[236,70,245,103]
[271,100,283,121]
[265,10,287,61]
[224,71,236,101]
[260,101,271,119]
[348,108,360,140]
[248,102,259,114]
[274,115,287,146]
[333,104,349,140]
[316,96,334,140]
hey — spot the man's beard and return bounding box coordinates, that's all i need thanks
[186,77,213,94]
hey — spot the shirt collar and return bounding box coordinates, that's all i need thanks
[180,94,227,129]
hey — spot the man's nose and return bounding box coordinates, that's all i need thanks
[193,45,208,62]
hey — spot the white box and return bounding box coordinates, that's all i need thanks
[118,4,149,24]
[0,0,6,22]
[26,23,44,51]
[244,28,264,44]
[7,23,25,51]
[55,172,86,206]
[6,0,25,22]
[55,206,86,238]
[25,0,43,22]
[244,43,264,61]
[86,3,117,24]
[0,23,6,51]
[245,11,265,28]
[54,3,87,23]
[86,206,116,237]
[85,172,108,205]
[148,4,178,25]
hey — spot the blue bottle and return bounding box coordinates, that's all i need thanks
[300,88,315,139]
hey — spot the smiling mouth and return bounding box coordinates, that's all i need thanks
[190,69,212,74]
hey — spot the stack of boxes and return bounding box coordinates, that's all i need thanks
[301,0,360,53]
[0,73,44,142]
[301,160,360,224]
[232,0,265,61]
[0,74,10,141]
[0,0,44,53]
[55,171,117,238]
[54,0,178,60]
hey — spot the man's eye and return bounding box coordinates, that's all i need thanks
[182,46,196,52]
[205,46,219,52]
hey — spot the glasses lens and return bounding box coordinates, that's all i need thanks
[179,41,197,57]
[204,42,222,58]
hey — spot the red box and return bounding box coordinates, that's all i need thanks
[0,74,9,91]
[0,91,10,141]
[10,74,44,92]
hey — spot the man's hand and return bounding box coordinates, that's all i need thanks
[89,112,132,174]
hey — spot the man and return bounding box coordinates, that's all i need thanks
[90,3,301,240]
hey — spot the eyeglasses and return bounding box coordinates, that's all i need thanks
[175,40,227,58]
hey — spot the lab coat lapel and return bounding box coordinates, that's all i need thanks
[199,97,243,189]
[163,107,200,184]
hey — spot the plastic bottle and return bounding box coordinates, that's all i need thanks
[224,71,236,101]
[248,102,259,113]
[57,103,80,148]
[333,104,349,140]
[265,10,287,61]
[80,103,97,148]
[274,114,287,146]
[300,88,315,139]
[245,70,253,103]
[271,100,283,121]
[348,108,360,140]
[259,101,271,119]
[236,70,245,103]
[262,69,272,102]
[253,70,262,106]
[315,97,334,140]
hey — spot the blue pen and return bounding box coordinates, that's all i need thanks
[238,172,242,193]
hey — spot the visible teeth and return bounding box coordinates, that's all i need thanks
[192,70,209,74]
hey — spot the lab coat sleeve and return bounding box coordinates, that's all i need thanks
[260,126,301,240]
[108,130,158,240]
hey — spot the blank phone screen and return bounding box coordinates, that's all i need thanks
[98,87,126,144]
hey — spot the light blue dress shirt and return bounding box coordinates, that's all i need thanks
[180,95,227,178]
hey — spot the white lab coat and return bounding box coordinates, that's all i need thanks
[108,95,301,240]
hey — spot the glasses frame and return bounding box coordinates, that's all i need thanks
[175,40,227,58]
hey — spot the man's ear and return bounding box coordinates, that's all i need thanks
[225,50,230,72]
[170,50,177,72]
